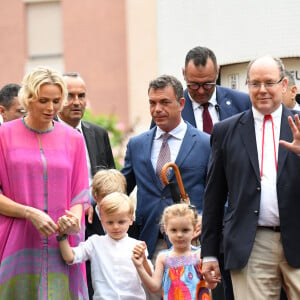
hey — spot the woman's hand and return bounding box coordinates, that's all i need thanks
[57,210,81,235]
[25,206,58,237]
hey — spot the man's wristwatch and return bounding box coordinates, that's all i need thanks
[56,234,68,242]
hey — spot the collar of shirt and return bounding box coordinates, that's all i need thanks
[252,104,282,126]
[95,204,101,220]
[189,88,217,111]
[57,115,83,133]
[155,118,187,141]
[252,105,282,227]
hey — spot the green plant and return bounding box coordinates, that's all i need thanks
[82,109,128,170]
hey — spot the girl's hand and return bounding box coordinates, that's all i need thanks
[57,210,81,235]
[132,242,147,267]
[25,207,58,237]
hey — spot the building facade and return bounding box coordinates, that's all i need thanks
[1,0,300,131]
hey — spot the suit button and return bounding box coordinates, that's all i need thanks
[256,187,261,191]
[254,210,259,215]
[162,196,166,200]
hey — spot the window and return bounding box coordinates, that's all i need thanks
[25,0,63,72]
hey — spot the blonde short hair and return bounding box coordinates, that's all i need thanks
[92,169,126,201]
[99,192,134,217]
[162,203,198,228]
[18,66,68,110]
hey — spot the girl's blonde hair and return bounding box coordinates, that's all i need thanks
[92,169,127,201]
[162,203,198,227]
[99,192,134,217]
[18,66,68,110]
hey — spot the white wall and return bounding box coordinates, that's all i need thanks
[156,0,300,87]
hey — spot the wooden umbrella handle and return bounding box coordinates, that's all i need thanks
[161,162,190,203]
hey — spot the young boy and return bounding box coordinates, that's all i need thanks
[85,169,127,298]
[57,192,152,300]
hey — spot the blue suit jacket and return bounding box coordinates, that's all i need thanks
[201,106,300,269]
[121,122,210,257]
[182,85,251,125]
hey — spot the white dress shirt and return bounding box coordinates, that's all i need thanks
[151,118,187,171]
[72,234,152,300]
[203,105,282,264]
[253,105,282,226]
[189,89,219,131]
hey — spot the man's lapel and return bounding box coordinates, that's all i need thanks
[277,107,294,180]
[82,122,97,172]
[239,110,261,181]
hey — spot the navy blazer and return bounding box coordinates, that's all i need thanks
[182,85,251,126]
[201,105,300,269]
[121,122,210,258]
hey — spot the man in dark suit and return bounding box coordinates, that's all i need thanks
[122,74,210,300]
[182,46,251,300]
[182,46,251,131]
[58,72,115,299]
[58,73,115,179]
[201,56,300,299]
[0,83,25,125]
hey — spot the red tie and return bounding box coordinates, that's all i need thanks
[202,102,213,134]
[261,115,277,178]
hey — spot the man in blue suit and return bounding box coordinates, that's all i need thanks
[182,46,251,132]
[122,74,210,260]
[201,56,300,299]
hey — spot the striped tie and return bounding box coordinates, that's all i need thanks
[156,133,171,185]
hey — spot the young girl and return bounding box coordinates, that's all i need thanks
[58,192,153,300]
[132,203,217,300]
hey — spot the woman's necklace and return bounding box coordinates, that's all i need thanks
[22,116,54,134]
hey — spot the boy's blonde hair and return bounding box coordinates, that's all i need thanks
[92,169,127,201]
[99,192,134,217]
[162,203,198,227]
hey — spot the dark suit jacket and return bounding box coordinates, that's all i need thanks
[81,121,115,175]
[182,85,251,125]
[201,106,300,270]
[121,122,210,258]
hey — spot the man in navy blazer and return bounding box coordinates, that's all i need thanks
[182,46,251,300]
[201,56,300,299]
[182,46,251,131]
[122,75,210,261]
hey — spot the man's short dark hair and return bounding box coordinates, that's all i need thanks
[0,83,21,109]
[185,46,218,73]
[148,74,183,102]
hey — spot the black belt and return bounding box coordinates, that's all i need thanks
[258,226,280,232]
